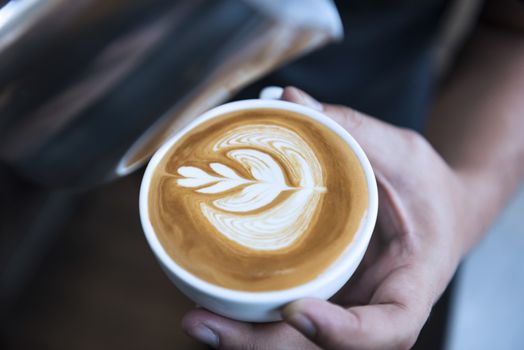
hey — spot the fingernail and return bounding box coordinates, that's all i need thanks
[286,313,317,338]
[187,324,219,348]
[297,90,323,111]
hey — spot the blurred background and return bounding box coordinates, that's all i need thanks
[1,0,523,349]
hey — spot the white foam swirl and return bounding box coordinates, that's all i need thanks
[201,190,322,250]
[177,124,325,251]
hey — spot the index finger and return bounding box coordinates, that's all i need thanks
[182,309,319,349]
[283,265,432,350]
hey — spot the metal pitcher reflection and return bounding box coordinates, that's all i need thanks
[0,0,342,188]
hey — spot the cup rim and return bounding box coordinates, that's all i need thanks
[139,99,378,303]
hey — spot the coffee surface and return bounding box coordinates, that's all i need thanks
[149,108,368,291]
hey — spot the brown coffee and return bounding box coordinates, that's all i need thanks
[149,108,368,291]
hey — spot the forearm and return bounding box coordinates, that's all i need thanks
[427,24,524,254]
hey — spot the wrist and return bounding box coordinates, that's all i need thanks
[453,168,500,255]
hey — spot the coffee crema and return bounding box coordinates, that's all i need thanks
[149,108,368,291]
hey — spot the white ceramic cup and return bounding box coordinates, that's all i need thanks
[139,98,378,322]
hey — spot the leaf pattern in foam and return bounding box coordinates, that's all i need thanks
[176,149,290,212]
[176,166,220,187]
[196,178,249,194]
[209,163,244,180]
[213,183,282,212]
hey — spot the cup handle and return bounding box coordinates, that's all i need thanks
[259,86,284,100]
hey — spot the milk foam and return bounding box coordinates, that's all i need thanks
[176,124,326,251]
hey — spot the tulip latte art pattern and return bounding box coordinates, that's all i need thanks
[176,124,326,250]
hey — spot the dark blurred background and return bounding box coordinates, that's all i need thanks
[0,168,207,349]
[1,0,523,349]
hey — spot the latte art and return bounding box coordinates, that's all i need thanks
[176,124,326,251]
[149,109,368,291]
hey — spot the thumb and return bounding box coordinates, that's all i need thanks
[281,86,324,111]
[281,86,415,176]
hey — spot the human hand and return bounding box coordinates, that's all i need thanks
[182,87,473,350]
